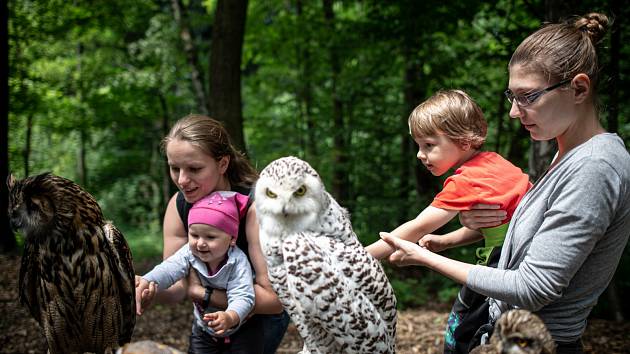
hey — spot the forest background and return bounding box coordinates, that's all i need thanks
[2,0,629,320]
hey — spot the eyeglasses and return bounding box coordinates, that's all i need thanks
[504,79,572,107]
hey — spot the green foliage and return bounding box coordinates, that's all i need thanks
[7,0,629,314]
[122,227,163,261]
[98,175,163,234]
[438,286,460,304]
[390,277,429,309]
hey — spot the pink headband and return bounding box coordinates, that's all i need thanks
[188,191,250,238]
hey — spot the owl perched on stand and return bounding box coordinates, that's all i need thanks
[470,309,556,354]
[255,156,397,354]
[7,172,136,354]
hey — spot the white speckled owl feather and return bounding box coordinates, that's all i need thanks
[255,156,397,354]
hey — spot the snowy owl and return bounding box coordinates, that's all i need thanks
[255,156,397,354]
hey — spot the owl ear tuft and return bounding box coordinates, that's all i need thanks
[7,173,16,189]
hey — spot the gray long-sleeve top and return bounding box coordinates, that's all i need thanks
[467,133,630,343]
[143,244,255,337]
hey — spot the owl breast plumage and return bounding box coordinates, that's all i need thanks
[7,172,136,354]
[255,156,397,354]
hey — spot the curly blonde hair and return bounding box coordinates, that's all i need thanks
[408,90,487,149]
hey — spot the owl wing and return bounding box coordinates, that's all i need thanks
[282,232,393,353]
[103,222,136,345]
[18,242,43,322]
[337,231,398,341]
[323,195,397,337]
[268,234,336,353]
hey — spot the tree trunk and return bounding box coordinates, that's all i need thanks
[1,0,16,253]
[528,0,572,180]
[607,0,620,134]
[158,92,173,222]
[23,113,32,177]
[77,129,87,187]
[602,0,624,322]
[494,87,507,154]
[76,41,87,187]
[506,122,530,170]
[296,0,317,162]
[209,0,248,152]
[322,0,349,205]
[528,138,556,181]
[403,53,439,224]
[399,4,441,216]
[171,0,209,115]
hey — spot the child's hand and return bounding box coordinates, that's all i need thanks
[135,276,157,316]
[380,232,431,267]
[203,311,239,335]
[418,234,447,252]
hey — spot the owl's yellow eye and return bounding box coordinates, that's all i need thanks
[514,338,529,348]
[266,188,277,198]
[294,185,307,196]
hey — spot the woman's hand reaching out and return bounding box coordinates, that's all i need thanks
[380,232,432,267]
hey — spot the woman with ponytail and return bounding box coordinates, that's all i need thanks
[382,13,630,353]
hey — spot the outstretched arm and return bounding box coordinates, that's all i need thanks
[152,193,190,304]
[419,227,483,252]
[380,233,473,284]
[135,277,158,315]
[366,206,458,260]
[203,310,241,335]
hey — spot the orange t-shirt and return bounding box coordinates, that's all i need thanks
[430,152,532,223]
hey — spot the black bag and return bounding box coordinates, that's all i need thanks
[444,287,492,353]
[443,247,501,354]
[468,318,494,353]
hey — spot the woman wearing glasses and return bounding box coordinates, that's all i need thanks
[380,12,630,354]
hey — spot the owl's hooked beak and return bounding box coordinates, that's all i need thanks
[282,206,289,218]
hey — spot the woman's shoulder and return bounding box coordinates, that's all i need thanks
[590,133,629,156]
[555,134,630,190]
[573,134,630,172]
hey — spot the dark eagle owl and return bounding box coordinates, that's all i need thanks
[7,172,136,354]
[470,309,556,354]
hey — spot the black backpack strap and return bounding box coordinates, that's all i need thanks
[176,191,193,234]
[232,185,252,260]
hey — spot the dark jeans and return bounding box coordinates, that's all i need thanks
[261,311,291,354]
[556,339,583,354]
[189,315,265,354]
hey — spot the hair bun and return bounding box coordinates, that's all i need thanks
[575,12,609,44]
